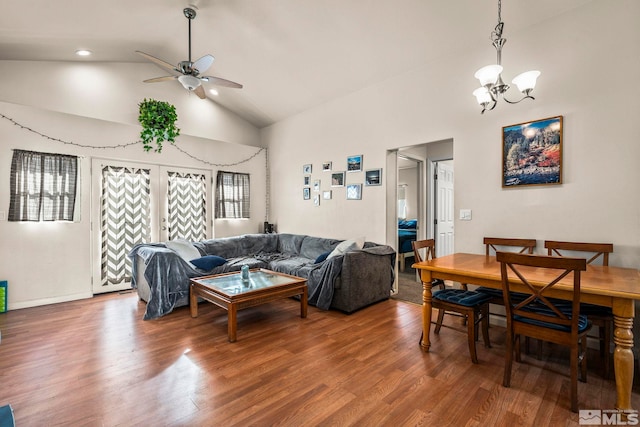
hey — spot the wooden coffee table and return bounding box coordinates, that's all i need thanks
[189,268,308,342]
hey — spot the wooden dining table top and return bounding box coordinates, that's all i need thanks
[413,253,640,300]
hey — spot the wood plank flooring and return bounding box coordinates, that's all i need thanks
[0,292,636,426]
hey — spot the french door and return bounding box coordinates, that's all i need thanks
[91,159,211,294]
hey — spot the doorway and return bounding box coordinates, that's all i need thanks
[387,139,454,300]
[90,158,212,294]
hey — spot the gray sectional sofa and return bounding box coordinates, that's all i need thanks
[129,233,396,320]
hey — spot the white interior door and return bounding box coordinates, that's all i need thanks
[91,159,211,294]
[435,161,454,257]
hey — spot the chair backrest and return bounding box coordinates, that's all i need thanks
[412,239,436,263]
[484,237,536,256]
[497,252,587,335]
[544,240,613,266]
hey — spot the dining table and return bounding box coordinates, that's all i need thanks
[413,252,640,411]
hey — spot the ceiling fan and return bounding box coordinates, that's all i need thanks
[136,6,242,99]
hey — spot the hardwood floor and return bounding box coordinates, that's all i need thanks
[0,292,636,426]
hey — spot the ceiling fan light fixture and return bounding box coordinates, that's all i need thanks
[178,75,201,91]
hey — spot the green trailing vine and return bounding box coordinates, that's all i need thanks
[138,98,180,153]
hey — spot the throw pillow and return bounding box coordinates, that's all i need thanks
[165,239,201,262]
[314,251,331,264]
[190,255,227,271]
[327,236,365,260]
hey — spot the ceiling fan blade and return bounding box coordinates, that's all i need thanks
[135,50,178,74]
[143,76,178,83]
[193,85,207,99]
[193,55,215,74]
[201,76,243,89]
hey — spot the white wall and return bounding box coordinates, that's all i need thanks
[263,1,640,267]
[0,61,265,309]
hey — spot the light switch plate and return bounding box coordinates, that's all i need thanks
[459,209,472,221]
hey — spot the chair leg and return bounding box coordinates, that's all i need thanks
[434,309,445,334]
[467,310,479,364]
[481,305,491,348]
[503,331,513,387]
[603,320,612,379]
[580,336,588,383]
[515,335,522,363]
[570,345,579,413]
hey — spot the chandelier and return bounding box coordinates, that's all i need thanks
[472,0,540,114]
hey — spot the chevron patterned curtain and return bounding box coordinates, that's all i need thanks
[167,172,207,241]
[100,166,151,286]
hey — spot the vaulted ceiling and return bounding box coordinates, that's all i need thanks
[0,0,593,128]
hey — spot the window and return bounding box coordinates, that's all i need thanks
[215,171,250,219]
[9,150,79,221]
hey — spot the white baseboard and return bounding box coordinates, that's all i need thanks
[9,292,93,311]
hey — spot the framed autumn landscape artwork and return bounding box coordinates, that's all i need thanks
[502,116,563,187]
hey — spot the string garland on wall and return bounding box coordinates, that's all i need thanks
[0,112,265,167]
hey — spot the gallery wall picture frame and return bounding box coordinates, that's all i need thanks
[303,187,311,200]
[303,176,310,186]
[346,184,362,200]
[314,194,320,207]
[313,179,321,192]
[347,154,363,172]
[322,162,332,171]
[303,164,312,175]
[502,115,563,187]
[365,168,382,186]
[323,190,332,200]
[331,171,345,187]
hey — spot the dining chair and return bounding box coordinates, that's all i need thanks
[413,239,491,363]
[545,240,614,378]
[497,252,590,413]
[476,237,537,304]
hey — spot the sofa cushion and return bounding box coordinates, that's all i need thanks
[277,234,306,255]
[315,251,331,264]
[196,234,278,259]
[190,255,227,271]
[268,256,315,277]
[165,239,201,262]
[300,235,341,260]
[327,237,365,260]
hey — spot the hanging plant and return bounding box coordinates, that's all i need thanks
[138,98,180,153]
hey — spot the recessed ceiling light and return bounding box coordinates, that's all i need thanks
[209,88,219,96]
[75,49,92,57]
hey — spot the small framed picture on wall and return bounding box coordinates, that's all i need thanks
[347,155,363,172]
[331,172,345,187]
[365,168,382,186]
[346,184,362,200]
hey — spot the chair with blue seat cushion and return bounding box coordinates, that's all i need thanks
[412,239,491,363]
[545,240,614,379]
[497,251,590,413]
[431,288,492,364]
